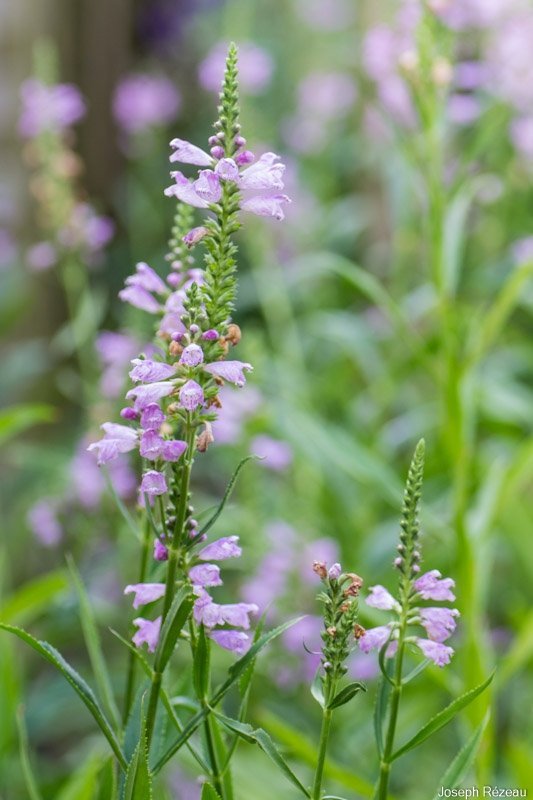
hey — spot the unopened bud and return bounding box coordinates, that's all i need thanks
[169,341,183,357]
[313,561,327,579]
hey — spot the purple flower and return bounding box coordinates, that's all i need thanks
[124,582,165,609]
[241,194,291,221]
[19,79,86,138]
[27,242,57,272]
[240,152,285,191]
[193,593,224,627]
[129,359,176,383]
[193,170,222,203]
[183,227,209,247]
[161,439,188,462]
[202,329,219,341]
[414,638,454,667]
[27,500,63,546]
[215,158,240,181]
[208,629,250,655]
[140,470,168,496]
[366,585,399,611]
[328,563,342,580]
[126,381,175,411]
[164,171,209,208]
[218,602,258,629]
[132,616,162,653]
[125,262,168,294]
[199,42,274,95]
[180,344,204,367]
[419,607,460,643]
[169,138,213,166]
[87,423,138,465]
[189,564,223,588]
[113,73,180,134]
[358,625,394,654]
[153,539,169,561]
[250,435,293,471]
[199,536,242,561]
[179,380,204,411]
[119,285,162,313]
[139,430,165,460]
[204,360,253,387]
[414,570,456,602]
[140,403,166,431]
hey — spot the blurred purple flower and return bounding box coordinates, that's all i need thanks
[27,499,63,546]
[512,236,533,264]
[27,242,57,272]
[211,386,262,444]
[0,229,16,269]
[199,42,274,95]
[96,331,141,399]
[510,115,533,158]
[19,79,86,138]
[295,0,355,31]
[447,94,482,126]
[297,72,357,120]
[251,435,293,471]
[113,73,181,134]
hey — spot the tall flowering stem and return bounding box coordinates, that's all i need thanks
[311,563,365,800]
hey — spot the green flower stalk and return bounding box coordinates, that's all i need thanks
[311,562,366,800]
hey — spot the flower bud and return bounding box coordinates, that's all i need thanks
[313,560,328,579]
[120,407,138,421]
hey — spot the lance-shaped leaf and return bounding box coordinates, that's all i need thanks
[201,785,221,800]
[310,669,325,709]
[373,672,392,758]
[0,624,127,770]
[154,587,193,673]
[123,729,152,800]
[215,713,311,798]
[199,456,259,536]
[153,617,304,773]
[67,557,121,731]
[432,714,489,798]
[391,672,494,762]
[328,681,366,710]
[193,624,211,700]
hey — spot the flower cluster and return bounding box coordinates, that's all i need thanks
[356,440,459,668]
[313,560,363,680]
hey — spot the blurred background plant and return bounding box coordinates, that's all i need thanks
[1,0,533,798]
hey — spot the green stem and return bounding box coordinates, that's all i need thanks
[145,421,195,749]
[203,704,225,799]
[375,618,407,800]
[122,516,152,725]
[311,677,337,800]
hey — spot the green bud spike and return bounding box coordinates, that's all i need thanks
[398,439,426,597]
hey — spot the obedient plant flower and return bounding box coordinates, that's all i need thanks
[113,73,181,135]
[124,583,166,609]
[132,617,162,653]
[357,442,459,667]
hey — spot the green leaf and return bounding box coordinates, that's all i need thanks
[67,557,121,730]
[154,617,305,774]
[16,707,43,800]
[56,751,102,800]
[96,757,117,800]
[391,672,494,761]
[123,729,152,800]
[155,587,193,673]
[193,624,211,700]
[432,714,489,797]
[374,670,392,757]
[201,785,221,800]
[199,455,259,536]
[215,713,311,798]
[0,570,68,626]
[310,669,325,708]
[0,404,54,445]
[0,623,127,770]
[328,681,366,710]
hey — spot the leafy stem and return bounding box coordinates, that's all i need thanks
[311,674,338,800]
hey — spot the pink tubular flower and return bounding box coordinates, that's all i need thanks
[139,430,165,460]
[124,582,165,609]
[129,359,176,383]
[164,172,209,208]
[87,423,138,465]
[140,403,166,431]
[208,629,250,655]
[169,138,213,166]
[358,624,394,654]
[414,570,456,602]
[125,261,168,294]
[419,607,460,643]
[240,153,285,191]
[199,536,242,561]
[132,616,162,653]
[126,381,175,411]
[180,344,204,367]
[118,285,162,313]
[414,638,454,667]
[241,194,291,221]
[366,585,399,611]
[140,470,168,496]
[215,158,240,181]
[193,170,222,203]
[183,227,209,248]
[204,360,253,387]
[161,439,188,462]
[189,563,223,588]
[27,500,63,547]
[153,539,169,561]
[179,380,204,411]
